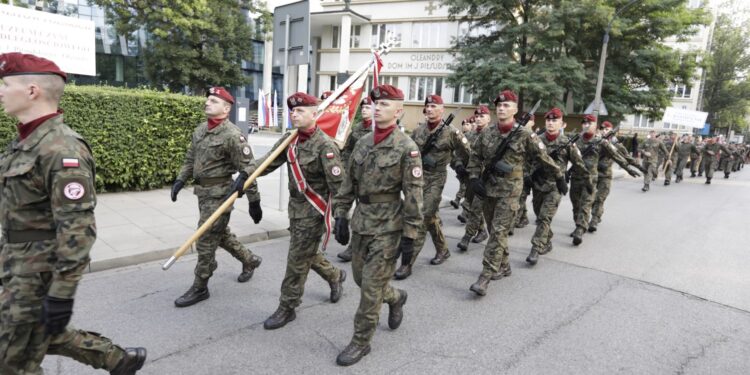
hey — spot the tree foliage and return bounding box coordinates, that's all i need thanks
[444,0,710,123]
[93,0,271,93]
[702,13,750,133]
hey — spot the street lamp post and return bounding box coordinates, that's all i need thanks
[592,0,641,118]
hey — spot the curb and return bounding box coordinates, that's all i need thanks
[87,228,290,273]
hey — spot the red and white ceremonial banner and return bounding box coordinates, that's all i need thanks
[315,71,367,146]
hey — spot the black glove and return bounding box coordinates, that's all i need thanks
[41,296,74,336]
[626,167,641,178]
[455,164,469,179]
[555,176,568,196]
[469,178,486,199]
[638,165,648,174]
[170,180,184,202]
[248,200,263,224]
[564,169,572,183]
[334,217,350,245]
[523,174,533,192]
[398,237,414,265]
[229,171,249,198]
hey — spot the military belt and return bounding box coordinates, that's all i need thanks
[6,229,56,243]
[195,176,231,186]
[357,193,400,204]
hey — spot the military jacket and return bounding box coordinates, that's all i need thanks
[341,121,371,166]
[595,137,636,178]
[411,122,470,173]
[0,115,95,299]
[720,144,736,162]
[334,129,423,239]
[702,142,730,161]
[253,128,345,219]
[691,141,703,158]
[178,119,259,200]
[640,137,668,163]
[677,142,698,158]
[531,133,587,192]
[467,124,560,198]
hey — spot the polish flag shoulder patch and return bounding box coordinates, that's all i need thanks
[325,152,335,159]
[62,158,79,168]
[409,150,420,158]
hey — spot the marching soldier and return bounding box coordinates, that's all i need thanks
[701,136,730,184]
[526,108,587,265]
[394,94,470,280]
[663,131,678,185]
[457,107,491,251]
[690,136,703,177]
[0,52,146,374]
[656,132,667,178]
[233,92,347,330]
[466,90,563,296]
[675,134,697,183]
[171,86,264,307]
[720,141,736,178]
[587,122,641,233]
[515,113,537,231]
[333,85,422,365]
[640,130,668,192]
[337,97,374,262]
[450,116,474,210]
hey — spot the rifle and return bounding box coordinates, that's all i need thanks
[661,136,678,172]
[531,132,580,185]
[420,108,459,170]
[565,125,618,181]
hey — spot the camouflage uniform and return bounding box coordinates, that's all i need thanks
[467,125,560,279]
[515,157,534,228]
[529,133,586,254]
[675,141,698,180]
[337,121,372,261]
[249,129,345,311]
[408,122,470,264]
[662,137,679,183]
[589,137,639,229]
[0,115,128,373]
[333,130,423,347]
[177,119,261,286]
[690,140,703,176]
[458,130,486,245]
[640,136,668,188]
[719,144,735,177]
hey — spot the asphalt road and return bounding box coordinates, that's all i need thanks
[42,158,750,374]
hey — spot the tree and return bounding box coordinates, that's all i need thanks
[702,13,750,134]
[444,0,710,123]
[93,0,270,93]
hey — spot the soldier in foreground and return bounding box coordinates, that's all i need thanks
[233,92,347,330]
[0,52,146,374]
[170,86,263,307]
[337,97,374,262]
[675,134,698,183]
[394,94,469,280]
[466,90,563,296]
[333,85,422,365]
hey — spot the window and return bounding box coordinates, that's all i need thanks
[332,25,339,48]
[688,0,702,8]
[365,75,398,96]
[634,114,654,128]
[452,84,475,104]
[329,75,337,91]
[411,22,450,48]
[371,23,402,48]
[458,21,498,39]
[669,84,692,98]
[408,76,442,102]
[350,25,361,48]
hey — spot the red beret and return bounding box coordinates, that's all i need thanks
[425,94,443,106]
[493,90,518,104]
[207,87,234,104]
[0,52,67,82]
[370,85,404,101]
[287,92,318,109]
[474,105,490,115]
[545,107,563,119]
[600,121,614,129]
[582,114,597,124]
[360,96,373,106]
[320,91,333,100]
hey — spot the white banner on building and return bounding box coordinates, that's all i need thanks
[0,4,95,76]
[661,107,709,129]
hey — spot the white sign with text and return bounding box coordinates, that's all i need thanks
[319,51,455,74]
[661,107,709,129]
[0,4,95,76]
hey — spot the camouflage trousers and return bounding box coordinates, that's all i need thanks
[480,196,519,277]
[279,216,341,311]
[515,183,531,225]
[642,159,658,185]
[570,177,596,229]
[703,157,718,178]
[590,175,612,227]
[455,179,466,201]
[664,155,679,181]
[675,156,690,178]
[0,273,126,374]
[461,195,486,238]
[349,231,402,347]
[719,158,733,175]
[194,194,256,283]
[690,155,703,174]
[530,188,561,251]
[412,171,448,264]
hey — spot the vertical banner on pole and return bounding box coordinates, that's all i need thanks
[273,90,279,129]
[258,89,265,129]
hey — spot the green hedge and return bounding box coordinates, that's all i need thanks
[0,85,204,191]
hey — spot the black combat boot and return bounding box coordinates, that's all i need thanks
[515,216,529,228]
[263,306,296,330]
[470,274,491,296]
[238,255,262,283]
[110,347,147,375]
[450,198,460,209]
[642,184,650,192]
[457,234,472,251]
[572,227,584,246]
[724,172,730,179]
[337,247,353,262]
[336,343,371,366]
[329,270,346,303]
[526,248,539,266]
[430,250,451,265]
[664,179,670,186]
[174,278,209,307]
[388,290,408,329]
[394,264,412,280]
[588,219,599,233]
[457,214,467,223]
[690,172,696,177]
[491,263,512,280]
[706,177,711,184]
[471,229,488,243]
